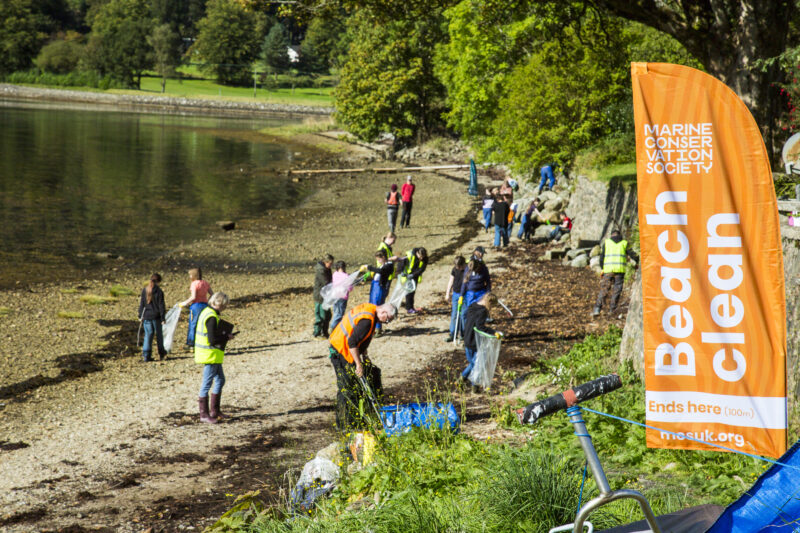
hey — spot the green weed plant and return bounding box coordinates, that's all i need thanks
[80,294,116,305]
[57,311,84,319]
[109,285,133,297]
[0,307,10,316]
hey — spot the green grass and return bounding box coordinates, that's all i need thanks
[130,75,334,107]
[80,294,116,305]
[209,327,792,532]
[597,162,637,183]
[57,311,85,319]
[109,285,134,297]
[0,307,10,316]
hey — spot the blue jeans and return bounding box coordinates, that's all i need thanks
[331,299,347,330]
[142,319,165,361]
[494,224,508,247]
[186,302,208,347]
[539,166,555,191]
[369,281,387,330]
[517,214,529,238]
[482,208,492,230]
[449,293,461,337]
[200,363,225,396]
[462,347,476,379]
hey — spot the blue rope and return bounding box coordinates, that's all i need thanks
[580,406,800,471]
[576,461,588,517]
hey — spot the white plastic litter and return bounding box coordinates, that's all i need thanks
[297,457,340,486]
[468,329,501,389]
[321,271,362,310]
[388,278,416,309]
[162,304,182,353]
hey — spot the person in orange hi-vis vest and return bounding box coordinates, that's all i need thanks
[328,302,397,430]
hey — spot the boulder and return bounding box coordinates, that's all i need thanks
[590,256,601,268]
[590,245,602,257]
[534,225,553,239]
[543,196,565,212]
[566,248,588,260]
[538,190,558,202]
[544,248,566,260]
[570,255,589,268]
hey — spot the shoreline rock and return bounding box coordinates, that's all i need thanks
[0,83,334,117]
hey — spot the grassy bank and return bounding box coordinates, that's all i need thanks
[207,327,784,532]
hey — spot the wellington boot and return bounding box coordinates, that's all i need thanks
[209,392,223,420]
[198,397,218,424]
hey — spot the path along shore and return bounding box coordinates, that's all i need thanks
[0,83,334,117]
[0,129,485,531]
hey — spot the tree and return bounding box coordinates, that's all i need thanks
[588,0,795,162]
[0,0,47,74]
[299,12,347,73]
[334,9,449,146]
[193,0,262,85]
[35,34,85,73]
[147,23,181,92]
[89,0,153,88]
[262,22,291,75]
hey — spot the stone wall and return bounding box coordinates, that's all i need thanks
[566,175,638,245]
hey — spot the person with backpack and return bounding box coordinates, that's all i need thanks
[385,184,401,232]
[138,273,167,362]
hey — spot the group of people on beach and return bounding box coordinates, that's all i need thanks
[136,167,635,429]
[137,267,233,424]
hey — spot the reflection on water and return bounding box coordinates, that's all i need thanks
[0,101,310,287]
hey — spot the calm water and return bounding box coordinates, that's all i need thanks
[0,100,312,286]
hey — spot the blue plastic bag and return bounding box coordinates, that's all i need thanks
[379,402,460,437]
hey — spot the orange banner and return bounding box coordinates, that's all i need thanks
[632,63,787,458]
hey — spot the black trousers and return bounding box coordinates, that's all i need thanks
[329,350,383,430]
[400,201,413,227]
[595,272,625,311]
[404,290,416,310]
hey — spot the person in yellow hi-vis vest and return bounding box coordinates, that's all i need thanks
[328,302,397,429]
[593,230,639,317]
[396,247,428,314]
[195,292,235,424]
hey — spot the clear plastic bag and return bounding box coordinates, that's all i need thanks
[296,457,340,486]
[321,271,362,310]
[387,278,416,309]
[468,329,501,389]
[162,304,182,353]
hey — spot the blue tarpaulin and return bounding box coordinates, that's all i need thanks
[380,402,460,437]
[706,439,800,532]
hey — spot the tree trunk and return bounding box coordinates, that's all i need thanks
[161,76,166,93]
[593,0,794,166]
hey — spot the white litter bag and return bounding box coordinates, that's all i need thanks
[162,304,182,353]
[321,271,362,310]
[468,329,501,389]
[388,278,416,309]
[297,457,340,486]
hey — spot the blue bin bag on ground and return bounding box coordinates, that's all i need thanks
[706,438,800,532]
[379,402,460,437]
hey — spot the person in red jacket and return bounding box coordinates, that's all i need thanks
[400,175,416,229]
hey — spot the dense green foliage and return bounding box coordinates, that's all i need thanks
[0,0,47,74]
[34,34,84,73]
[262,22,291,75]
[299,12,348,73]
[334,8,449,146]
[147,22,181,92]
[87,0,154,88]
[192,0,263,85]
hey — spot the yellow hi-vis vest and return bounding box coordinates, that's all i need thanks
[194,306,224,364]
[399,250,423,284]
[602,238,628,274]
[366,241,396,282]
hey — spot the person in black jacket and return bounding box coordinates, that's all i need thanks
[462,292,499,391]
[396,247,428,313]
[138,273,167,362]
[365,249,395,336]
[492,194,510,247]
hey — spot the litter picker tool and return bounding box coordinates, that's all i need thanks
[498,299,513,317]
[453,301,462,346]
[357,374,385,428]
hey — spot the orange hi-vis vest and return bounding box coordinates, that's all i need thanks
[387,191,400,205]
[329,303,378,364]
